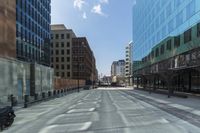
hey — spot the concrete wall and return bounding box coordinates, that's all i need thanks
[0,58,30,104]
[34,63,54,94]
[0,58,54,105]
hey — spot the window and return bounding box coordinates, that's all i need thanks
[56,34,59,39]
[67,34,70,39]
[175,0,182,7]
[156,1,160,13]
[197,23,200,37]
[61,42,64,47]
[56,72,59,76]
[61,50,65,55]
[51,34,53,39]
[174,35,180,47]
[61,34,64,39]
[166,2,172,17]
[67,57,70,62]
[51,43,53,47]
[67,42,70,47]
[25,45,28,57]
[62,72,65,77]
[162,26,166,38]
[167,40,171,50]
[56,65,59,69]
[160,11,165,24]
[156,17,160,28]
[151,51,154,59]
[156,48,159,57]
[186,0,195,19]
[56,42,59,47]
[184,28,192,43]
[61,64,65,69]
[67,72,70,77]
[67,50,70,55]
[176,11,183,27]
[61,57,64,62]
[67,65,70,70]
[51,57,53,62]
[56,57,59,62]
[160,44,165,55]
[56,50,59,55]
[147,54,151,61]
[168,19,174,33]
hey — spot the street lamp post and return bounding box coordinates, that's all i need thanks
[77,61,80,92]
[76,42,86,92]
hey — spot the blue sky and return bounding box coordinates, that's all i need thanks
[51,0,134,76]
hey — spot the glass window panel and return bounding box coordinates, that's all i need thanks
[166,2,172,17]
[186,0,195,19]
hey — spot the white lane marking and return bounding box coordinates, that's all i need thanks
[191,110,200,116]
[153,99,170,104]
[68,104,77,109]
[39,122,92,133]
[80,122,92,130]
[169,104,193,110]
[39,125,57,133]
[67,108,95,113]
[47,114,66,125]
[89,108,95,111]
[133,118,169,126]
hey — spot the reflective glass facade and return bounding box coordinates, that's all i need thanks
[16,0,51,66]
[132,0,200,61]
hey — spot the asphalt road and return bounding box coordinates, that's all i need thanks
[4,88,200,133]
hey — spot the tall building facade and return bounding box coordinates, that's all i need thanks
[72,37,97,84]
[111,60,125,77]
[16,0,51,66]
[125,42,133,86]
[0,0,16,58]
[50,24,76,78]
[133,0,200,61]
[111,61,117,76]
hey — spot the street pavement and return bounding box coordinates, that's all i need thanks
[4,87,200,133]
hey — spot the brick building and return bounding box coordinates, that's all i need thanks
[72,37,97,84]
[0,0,16,58]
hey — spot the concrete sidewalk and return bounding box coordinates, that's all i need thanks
[130,89,200,114]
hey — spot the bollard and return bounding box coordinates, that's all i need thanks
[53,90,56,96]
[34,93,38,101]
[64,89,67,95]
[10,95,14,107]
[61,89,63,96]
[42,92,45,99]
[48,91,52,97]
[24,95,29,108]
[57,90,60,97]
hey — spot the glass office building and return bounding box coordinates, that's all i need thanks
[16,0,51,66]
[132,0,200,61]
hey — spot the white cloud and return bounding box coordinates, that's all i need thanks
[100,0,109,4]
[82,12,87,19]
[133,0,136,6]
[74,0,85,10]
[91,4,106,16]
